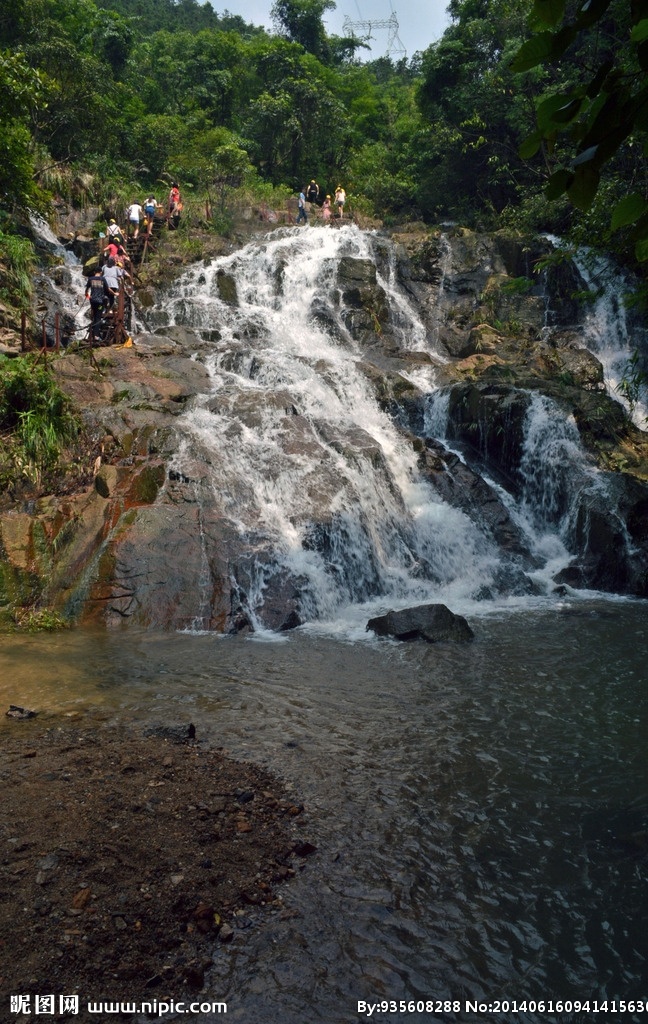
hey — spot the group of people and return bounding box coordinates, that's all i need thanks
[85,183,184,341]
[123,196,160,239]
[84,256,131,341]
[297,180,346,225]
[117,184,183,241]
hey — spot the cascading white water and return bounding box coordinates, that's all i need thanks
[422,389,586,587]
[29,212,79,269]
[548,239,648,426]
[514,392,606,582]
[161,226,503,625]
[518,392,596,529]
[28,212,92,345]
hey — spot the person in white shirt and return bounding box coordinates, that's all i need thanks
[126,201,143,238]
[106,219,125,245]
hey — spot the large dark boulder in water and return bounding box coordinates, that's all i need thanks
[367,603,474,643]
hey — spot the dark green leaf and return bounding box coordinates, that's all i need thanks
[549,24,578,56]
[571,144,598,167]
[635,237,648,262]
[567,164,599,209]
[510,33,554,72]
[536,91,578,130]
[551,97,583,123]
[576,0,614,29]
[533,0,565,27]
[518,129,544,159]
[611,194,648,229]
[546,168,572,199]
[585,59,614,98]
[630,19,648,43]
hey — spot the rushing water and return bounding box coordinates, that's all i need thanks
[1,603,647,1023]
[544,239,648,428]
[145,224,637,627]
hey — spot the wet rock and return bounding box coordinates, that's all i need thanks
[544,255,587,327]
[336,257,377,287]
[367,603,474,643]
[132,333,179,355]
[159,324,210,352]
[293,840,318,857]
[446,383,532,492]
[6,705,37,720]
[419,438,536,563]
[216,269,238,305]
[218,922,234,942]
[551,338,605,391]
[555,473,648,596]
[143,724,198,744]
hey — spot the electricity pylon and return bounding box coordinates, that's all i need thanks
[341,10,406,59]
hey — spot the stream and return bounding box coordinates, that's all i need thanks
[2,600,647,1023]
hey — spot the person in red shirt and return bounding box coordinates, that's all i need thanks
[103,240,130,270]
[168,183,182,228]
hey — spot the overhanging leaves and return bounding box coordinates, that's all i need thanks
[630,18,648,43]
[546,168,572,199]
[611,194,648,230]
[532,0,565,28]
[567,163,599,209]
[510,32,554,71]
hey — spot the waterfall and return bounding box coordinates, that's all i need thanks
[29,212,79,267]
[28,212,90,347]
[31,219,641,627]
[159,226,509,626]
[547,239,648,426]
[153,223,643,628]
[515,392,605,581]
[422,390,584,590]
[518,392,596,531]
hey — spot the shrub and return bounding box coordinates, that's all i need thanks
[0,356,78,488]
[0,231,36,310]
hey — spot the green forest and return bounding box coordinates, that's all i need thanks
[1,0,647,292]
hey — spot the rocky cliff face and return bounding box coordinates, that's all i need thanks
[1,223,647,631]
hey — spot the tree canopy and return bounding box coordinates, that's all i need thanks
[0,0,645,276]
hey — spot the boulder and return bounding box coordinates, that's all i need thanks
[336,257,377,287]
[216,269,238,305]
[446,383,532,491]
[367,603,474,642]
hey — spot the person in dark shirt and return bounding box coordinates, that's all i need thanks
[85,268,108,340]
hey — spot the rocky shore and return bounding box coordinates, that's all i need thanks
[0,718,312,1020]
